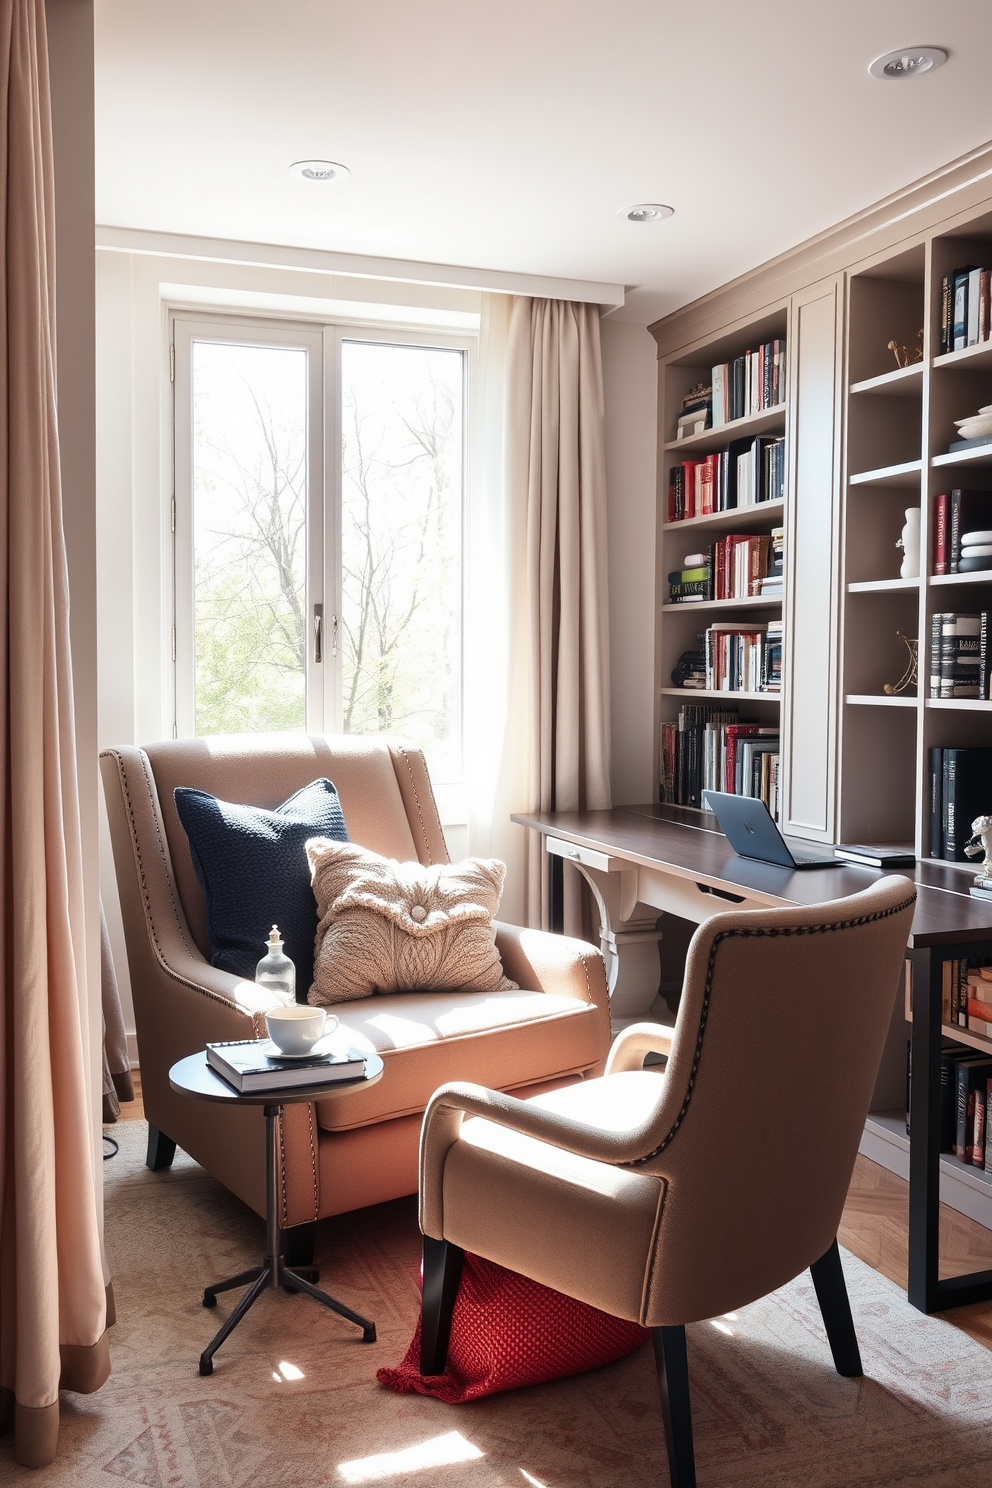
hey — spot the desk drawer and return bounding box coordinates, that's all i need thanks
[545,836,617,875]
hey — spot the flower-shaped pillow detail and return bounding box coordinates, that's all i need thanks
[306,839,518,1004]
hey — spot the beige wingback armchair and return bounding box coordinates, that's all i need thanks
[100,734,610,1259]
[418,875,916,1488]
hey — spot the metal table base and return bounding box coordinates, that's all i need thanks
[198,1102,376,1376]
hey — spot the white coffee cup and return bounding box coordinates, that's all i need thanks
[265,1005,337,1056]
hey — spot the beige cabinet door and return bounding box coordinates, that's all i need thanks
[782,276,843,841]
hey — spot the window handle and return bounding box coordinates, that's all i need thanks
[313,604,323,664]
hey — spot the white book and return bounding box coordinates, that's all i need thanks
[968,267,983,346]
[711,364,727,427]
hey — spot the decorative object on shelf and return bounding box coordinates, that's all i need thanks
[887,329,924,368]
[675,382,711,440]
[949,404,992,454]
[897,507,921,578]
[671,649,707,689]
[964,816,992,882]
[883,632,918,696]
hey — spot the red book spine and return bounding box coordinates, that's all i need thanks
[682,461,696,520]
[715,539,726,600]
[934,493,949,575]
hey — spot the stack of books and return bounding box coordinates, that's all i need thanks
[928,746,992,858]
[711,534,772,600]
[939,266,992,355]
[932,490,992,573]
[711,339,786,425]
[667,549,712,604]
[675,382,711,439]
[929,612,981,698]
[704,621,777,692]
[660,704,779,815]
[206,1038,366,1093]
[666,436,784,522]
[759,529,784,596]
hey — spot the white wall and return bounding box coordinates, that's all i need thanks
[601,318,658,805]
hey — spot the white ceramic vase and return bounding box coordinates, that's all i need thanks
[898,507,921,579]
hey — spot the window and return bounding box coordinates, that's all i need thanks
[173,316,469,791]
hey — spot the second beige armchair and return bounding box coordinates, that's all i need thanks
[418,875,916,1488]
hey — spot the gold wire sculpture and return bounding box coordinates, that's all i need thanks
[887,329,925,369]
[883,632,918,695]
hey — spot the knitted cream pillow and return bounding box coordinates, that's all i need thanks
[305,839,518,1004]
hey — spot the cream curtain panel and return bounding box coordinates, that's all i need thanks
[506,297,612,934]
[0,0,110,1469]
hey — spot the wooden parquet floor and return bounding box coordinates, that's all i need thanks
[840,1153,992,1349]
[109,1073,992,1350]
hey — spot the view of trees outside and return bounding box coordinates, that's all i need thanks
[340,340,463,784]
[192,340,309,735]
[191,335,464,784]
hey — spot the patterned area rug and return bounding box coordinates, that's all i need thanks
[4,1120,992,1487]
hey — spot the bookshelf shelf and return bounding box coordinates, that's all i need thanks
[941,1023,992,1055]
[661,595,781,614]
[861,1110,992,1230]
[659,687,780,702]
[845,693,918,708]
[663,402,785,454]
[848,459,923,488]
[926,698,992,711]
[847,578,919,593]
[930,571,992,588]
[932,444,992,469]
[849,363,924,398]
[662,498,784,534]
[933,341,992,372]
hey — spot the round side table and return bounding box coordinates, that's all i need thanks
[169,1050,384,1376]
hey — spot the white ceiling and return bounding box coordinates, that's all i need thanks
[94,0,992,324]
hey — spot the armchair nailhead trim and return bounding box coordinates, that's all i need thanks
[396,744,441,866]
[621,893,917,1169]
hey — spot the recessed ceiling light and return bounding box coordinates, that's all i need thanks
[619,203,674,224]
[288,159,351,182]
[869,47,947,80]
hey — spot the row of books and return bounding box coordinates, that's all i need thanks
[666,436,785,522]
[933,490,992,575]
[667,532,783,605]
[704,620,782,692]
[928,612,992,699]
[917,1032,992,1171]
[710,340,786,426]
[928,746,992,859]
[659,705,780,813]
[939,266,992,356]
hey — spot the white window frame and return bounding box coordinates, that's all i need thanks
[171,310,474,817]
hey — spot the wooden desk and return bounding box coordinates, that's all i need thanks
[512,803,992,1316]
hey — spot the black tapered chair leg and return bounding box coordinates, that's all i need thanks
[145,1123,176,1171]
[810,1239,863,1378]
[420,1236,464,1375]
[653,1325,696,1488]
[283,1221,317,1269]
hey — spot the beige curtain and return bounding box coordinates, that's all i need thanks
[0,0,110,1468]
[506,297,612,934]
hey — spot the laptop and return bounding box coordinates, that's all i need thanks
[701,790,842,870]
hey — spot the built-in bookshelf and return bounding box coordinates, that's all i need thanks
[657,310,786,817]
[651,162,992,1236]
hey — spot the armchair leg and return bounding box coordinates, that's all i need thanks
[653,1325,696,1488]
[145,1123,176,1171]
[810,1239,863,1378]
[420,1236,464,1376]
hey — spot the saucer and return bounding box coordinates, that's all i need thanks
[264,1034,340,1060]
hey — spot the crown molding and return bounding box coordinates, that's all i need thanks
[650,137,992,353]
[95,225,625,310]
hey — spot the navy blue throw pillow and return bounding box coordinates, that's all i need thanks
[173,778,349,993]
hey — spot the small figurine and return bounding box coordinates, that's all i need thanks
[964,816,992,881]
[896,506,921,578]
[887,329,925,369]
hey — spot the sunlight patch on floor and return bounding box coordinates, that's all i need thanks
[338,1431,484,1483]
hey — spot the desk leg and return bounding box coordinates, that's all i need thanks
[567,862,664,1028]
[908,948,940,1313]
